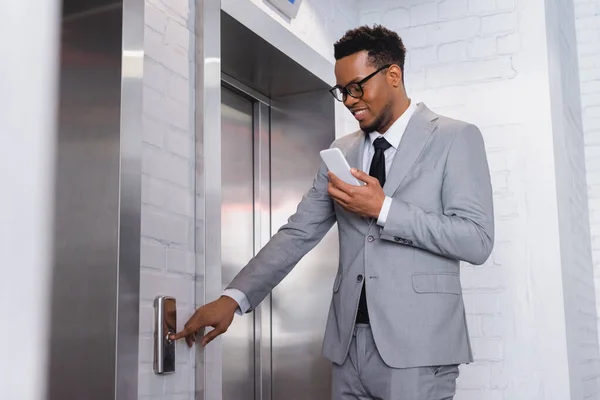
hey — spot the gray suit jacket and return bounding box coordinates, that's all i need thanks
[227,102,494,368]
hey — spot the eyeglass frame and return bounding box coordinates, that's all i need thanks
[329,64,392,102]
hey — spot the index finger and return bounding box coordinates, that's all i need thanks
[170,326,195,341]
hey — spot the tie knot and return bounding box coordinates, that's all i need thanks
[373,137,392,151]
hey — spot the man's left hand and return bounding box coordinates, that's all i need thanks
[328,168,385,219]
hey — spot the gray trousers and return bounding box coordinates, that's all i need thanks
[332,324,459,400]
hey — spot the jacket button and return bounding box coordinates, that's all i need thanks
[367,235,374,242]
[357,274,363,282]
[394,237,401,242]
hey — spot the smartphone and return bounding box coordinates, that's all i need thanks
[320,148,363,186]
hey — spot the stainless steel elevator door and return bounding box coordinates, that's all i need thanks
[221,86,256,399]
[270,92,338,400]
[220,83,337,400]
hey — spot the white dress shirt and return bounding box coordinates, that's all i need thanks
[367,99,418,226]
[223,100,418,314]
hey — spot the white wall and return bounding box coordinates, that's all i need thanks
[357,0,598,398]
[357,1,531,397]
[577,0,600,369]
[0,1,60,399]
[546,0,600,397]
[138,0,197,398]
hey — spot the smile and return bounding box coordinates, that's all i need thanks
[352,109,368,121]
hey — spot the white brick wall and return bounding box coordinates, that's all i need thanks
[546,0,600,396]
[357,0,597,398]
[577,1,600,390]
[139,0,196,398]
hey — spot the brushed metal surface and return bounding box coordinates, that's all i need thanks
[222,72,270,106]
[208,7,337,400]
[62,0,119,16]
[154,296,177,374]
[195,0,223,399]
[254,101,272,400]
[221,86,257,400]
[49,1,142,398]
[270,91,337,400]
[116,0,143,396]
[219,85,337,400]
[220,1,335,87]
[50,3,122,399]
[220,10,329,99]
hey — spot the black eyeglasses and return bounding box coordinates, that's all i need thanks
[329,64,392,102]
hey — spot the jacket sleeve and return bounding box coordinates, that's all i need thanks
[226,162,336,311]
[379,123,494,265]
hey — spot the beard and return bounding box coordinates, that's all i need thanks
[360,102,393,134]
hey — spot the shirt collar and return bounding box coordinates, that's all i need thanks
[368,99,418,149]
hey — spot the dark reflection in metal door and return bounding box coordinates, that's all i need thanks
[270,91,338,400]
[220,83,337,399]
[221,86,256,399]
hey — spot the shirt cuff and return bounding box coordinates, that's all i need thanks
[377,196,393,227]
[222,288,251,315]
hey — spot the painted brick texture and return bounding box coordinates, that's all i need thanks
[576,3,600,396]
[139,0,196,398]
[548,0,600,397]
[357,2,519,395]
[357,0,597,398]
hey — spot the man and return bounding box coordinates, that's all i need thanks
[172,25,494,399]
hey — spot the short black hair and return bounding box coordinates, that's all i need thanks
[334,24,406,74]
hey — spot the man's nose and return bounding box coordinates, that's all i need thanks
[344,94,359,109]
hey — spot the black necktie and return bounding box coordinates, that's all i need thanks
[369,137,392,186]
[356,137,392,324]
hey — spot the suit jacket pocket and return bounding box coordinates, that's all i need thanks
[411,272,461,295]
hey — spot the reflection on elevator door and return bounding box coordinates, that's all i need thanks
[220,85,338,399]
[269,91,338,400]
[221,87,256,399]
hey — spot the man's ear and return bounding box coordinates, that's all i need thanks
[387,65,403,88]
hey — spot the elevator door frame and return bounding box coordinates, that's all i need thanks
[222,74,273,400]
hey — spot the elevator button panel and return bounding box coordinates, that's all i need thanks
[154,295,176,374]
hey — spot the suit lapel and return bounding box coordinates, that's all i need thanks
[344,132,365,172]
[382,103,438,197]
